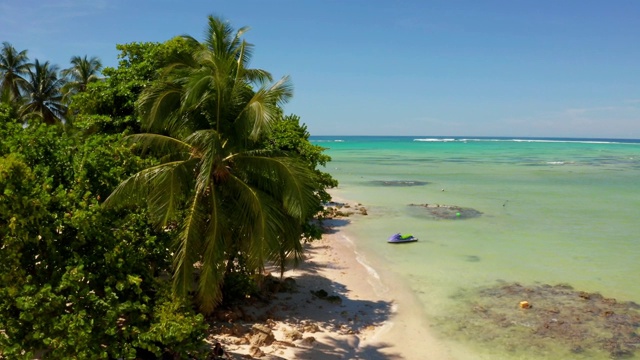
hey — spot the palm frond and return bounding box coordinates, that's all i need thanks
[223,160,308,276]
[244,69,273,85]
[172,194,207,298]
[147,158,198,227]
[233,154,318,220]
[184,129,226,195]
[125,133,192,156]
[224,174,273,271]
[182,65,217,116]
[196,187,226,313]
[240,76,293,139]
[267,212,304,276]
[204,15,236,57]
[20,60,67,124]
[137,80,184,134]
[103,161,189,210]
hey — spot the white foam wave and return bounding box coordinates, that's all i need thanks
[411,138,636,145]
[413,138,456,142]
[512,139,617,144]
[341,234,389,296]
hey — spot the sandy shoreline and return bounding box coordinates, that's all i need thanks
[210,200,454,359]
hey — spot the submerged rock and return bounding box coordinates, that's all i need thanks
[408,203,482,219]
[369,180,429,187]
[434,282,640,358]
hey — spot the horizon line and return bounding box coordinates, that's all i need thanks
[309,135,640,141]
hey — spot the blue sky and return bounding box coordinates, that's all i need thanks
[2,0,639,138]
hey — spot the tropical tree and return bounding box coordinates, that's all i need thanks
[61,55,102,101]
[0,118,208,358]
[260,114,339,239]
[20,59,67,125]
[70,39,198,134]
[0,42,30,103]
[105,15,319,313]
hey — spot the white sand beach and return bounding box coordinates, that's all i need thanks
[209,200,454,359]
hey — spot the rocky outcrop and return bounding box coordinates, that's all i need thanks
[322,201,368,218]
[250,324,275,347]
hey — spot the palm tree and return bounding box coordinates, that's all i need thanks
[0,42,31,103]
[20,60,67,125]
[105,15,318,313]
[61,55,102,101]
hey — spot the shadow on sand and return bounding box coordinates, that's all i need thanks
[271,243,401,359]
[318,218,351,234]
[219,238,401,359]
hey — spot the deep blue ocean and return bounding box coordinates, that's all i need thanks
[311,135,640,359]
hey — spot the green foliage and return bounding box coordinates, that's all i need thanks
[0,42,30,103]
[1,122,73,189]
[135,295,208,355]
[69,38,197,134]
[263,114,337,198]
[0,115,207,358]
[19,60,67,125]
[106,16,320,313]
[0,97,19,123]
[1,15,337,357]
[61,55,102,100]
[261,114,338,240]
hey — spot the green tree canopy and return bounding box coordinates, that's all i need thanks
[19,60,67,125]
[61,55,103,101]
[70,38,197,133]
[0,14,337,357]
[105,15,320,313]
[0,112,207,359]
[0,42,30,103]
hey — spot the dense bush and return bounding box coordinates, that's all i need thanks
[0,120,208,358]
[1,18,336,357]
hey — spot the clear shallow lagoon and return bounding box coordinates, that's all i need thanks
[313,136,640,359]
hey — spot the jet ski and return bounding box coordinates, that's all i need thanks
[387,233,418,243]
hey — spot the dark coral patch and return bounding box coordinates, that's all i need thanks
[435,282,640,359]
[408,204,482,219]
[368,180,429,187]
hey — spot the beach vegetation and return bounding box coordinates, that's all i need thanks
[0,14,336,357]
[105,15,322,314]
[60,55,103,102]
[19,60,67,125]
[0,119,207,358]
[70,38,198,134]
[259,113,338,239]
[0,42,30,103]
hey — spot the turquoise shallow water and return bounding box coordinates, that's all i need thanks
[312,136,640,359]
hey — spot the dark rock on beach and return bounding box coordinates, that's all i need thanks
[322,201,368,218]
